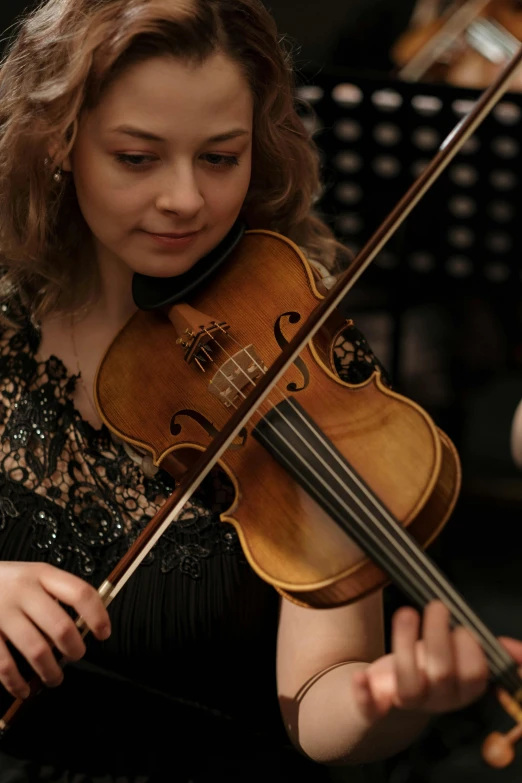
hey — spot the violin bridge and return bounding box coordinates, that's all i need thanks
[209,346,267,408]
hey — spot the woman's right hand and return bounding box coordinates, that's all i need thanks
[0,562,111,700]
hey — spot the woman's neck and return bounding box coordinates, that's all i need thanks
[37,246,140,429]
[89,242,138,329]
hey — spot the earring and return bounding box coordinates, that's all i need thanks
[45,157,64,183]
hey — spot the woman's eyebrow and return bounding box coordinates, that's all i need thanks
[110,125,250,143]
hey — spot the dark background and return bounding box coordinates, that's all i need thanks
[2,2,522,782]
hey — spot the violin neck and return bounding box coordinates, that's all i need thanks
[253,398,522,698]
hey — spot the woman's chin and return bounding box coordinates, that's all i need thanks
[126,253,200,279]
[119,227,230,278]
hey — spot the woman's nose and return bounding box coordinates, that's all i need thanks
[155,166,205,217]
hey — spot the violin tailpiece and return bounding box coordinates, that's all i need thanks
[167,302,230,369]
[183,322,230,370]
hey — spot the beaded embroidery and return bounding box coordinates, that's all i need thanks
[0,299,387,583]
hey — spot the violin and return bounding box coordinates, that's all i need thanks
[392,0,522,88]
[2,37,522,773]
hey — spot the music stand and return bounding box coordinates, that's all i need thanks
[296,68,522,378]
[297,68,522,291]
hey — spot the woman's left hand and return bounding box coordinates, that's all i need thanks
[351,600,522,722]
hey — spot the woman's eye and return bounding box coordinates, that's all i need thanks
[116,154,155,168]
[203,154,240,168]
[115,153,240,169]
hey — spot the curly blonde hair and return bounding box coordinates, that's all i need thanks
[0,0,348,323]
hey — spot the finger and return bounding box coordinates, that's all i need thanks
[422,601,458,708]
[4,614,64,687]
[0,634,30,701]
[22,593,86,662]
[351,669,383,722]
[499,636,522,665]
[452,626,489,706]
[392,606,427,709]
[38,566,111,641]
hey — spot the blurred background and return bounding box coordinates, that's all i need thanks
[3,1,522,782]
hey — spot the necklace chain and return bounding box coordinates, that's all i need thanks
[70,315,101,422]
[69,314,159,477]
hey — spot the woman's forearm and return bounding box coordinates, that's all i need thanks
[284,661,430,766]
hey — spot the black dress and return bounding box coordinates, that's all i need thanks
[0,305,386,782]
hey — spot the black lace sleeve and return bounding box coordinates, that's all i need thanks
[332,321,392,388]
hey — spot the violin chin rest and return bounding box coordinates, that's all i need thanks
[132,220,246,311]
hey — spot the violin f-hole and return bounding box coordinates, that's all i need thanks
[170,409,248,450]
[274,312,310,392]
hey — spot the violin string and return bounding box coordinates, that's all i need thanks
[202,327,300,417]
[201,330,515,679]
[217,337,519,683]
[205,330,517,681]
[197,329,518,687]
[274,396,517,673]
[258,409,519,689]
[203,327,288,412]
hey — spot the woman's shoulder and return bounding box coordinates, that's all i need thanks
[298,246,338,292]
[298,247,392,387]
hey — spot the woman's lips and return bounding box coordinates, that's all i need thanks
[142,229,201,249]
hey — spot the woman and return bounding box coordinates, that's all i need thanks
[0,1,519,781]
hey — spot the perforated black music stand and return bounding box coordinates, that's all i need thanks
[297,69,522,294]
[296,69,522,383]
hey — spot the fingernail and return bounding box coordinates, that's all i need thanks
[18,686,30,700]
[100,624,111,640]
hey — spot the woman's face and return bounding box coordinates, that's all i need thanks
[64,52,254,278]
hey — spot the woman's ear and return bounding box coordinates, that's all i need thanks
[61,154,72,173]
[48,140,72,172]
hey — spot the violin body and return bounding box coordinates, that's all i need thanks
[95,231,461,609]
[392,0,522,88]
[392,18,450,79]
